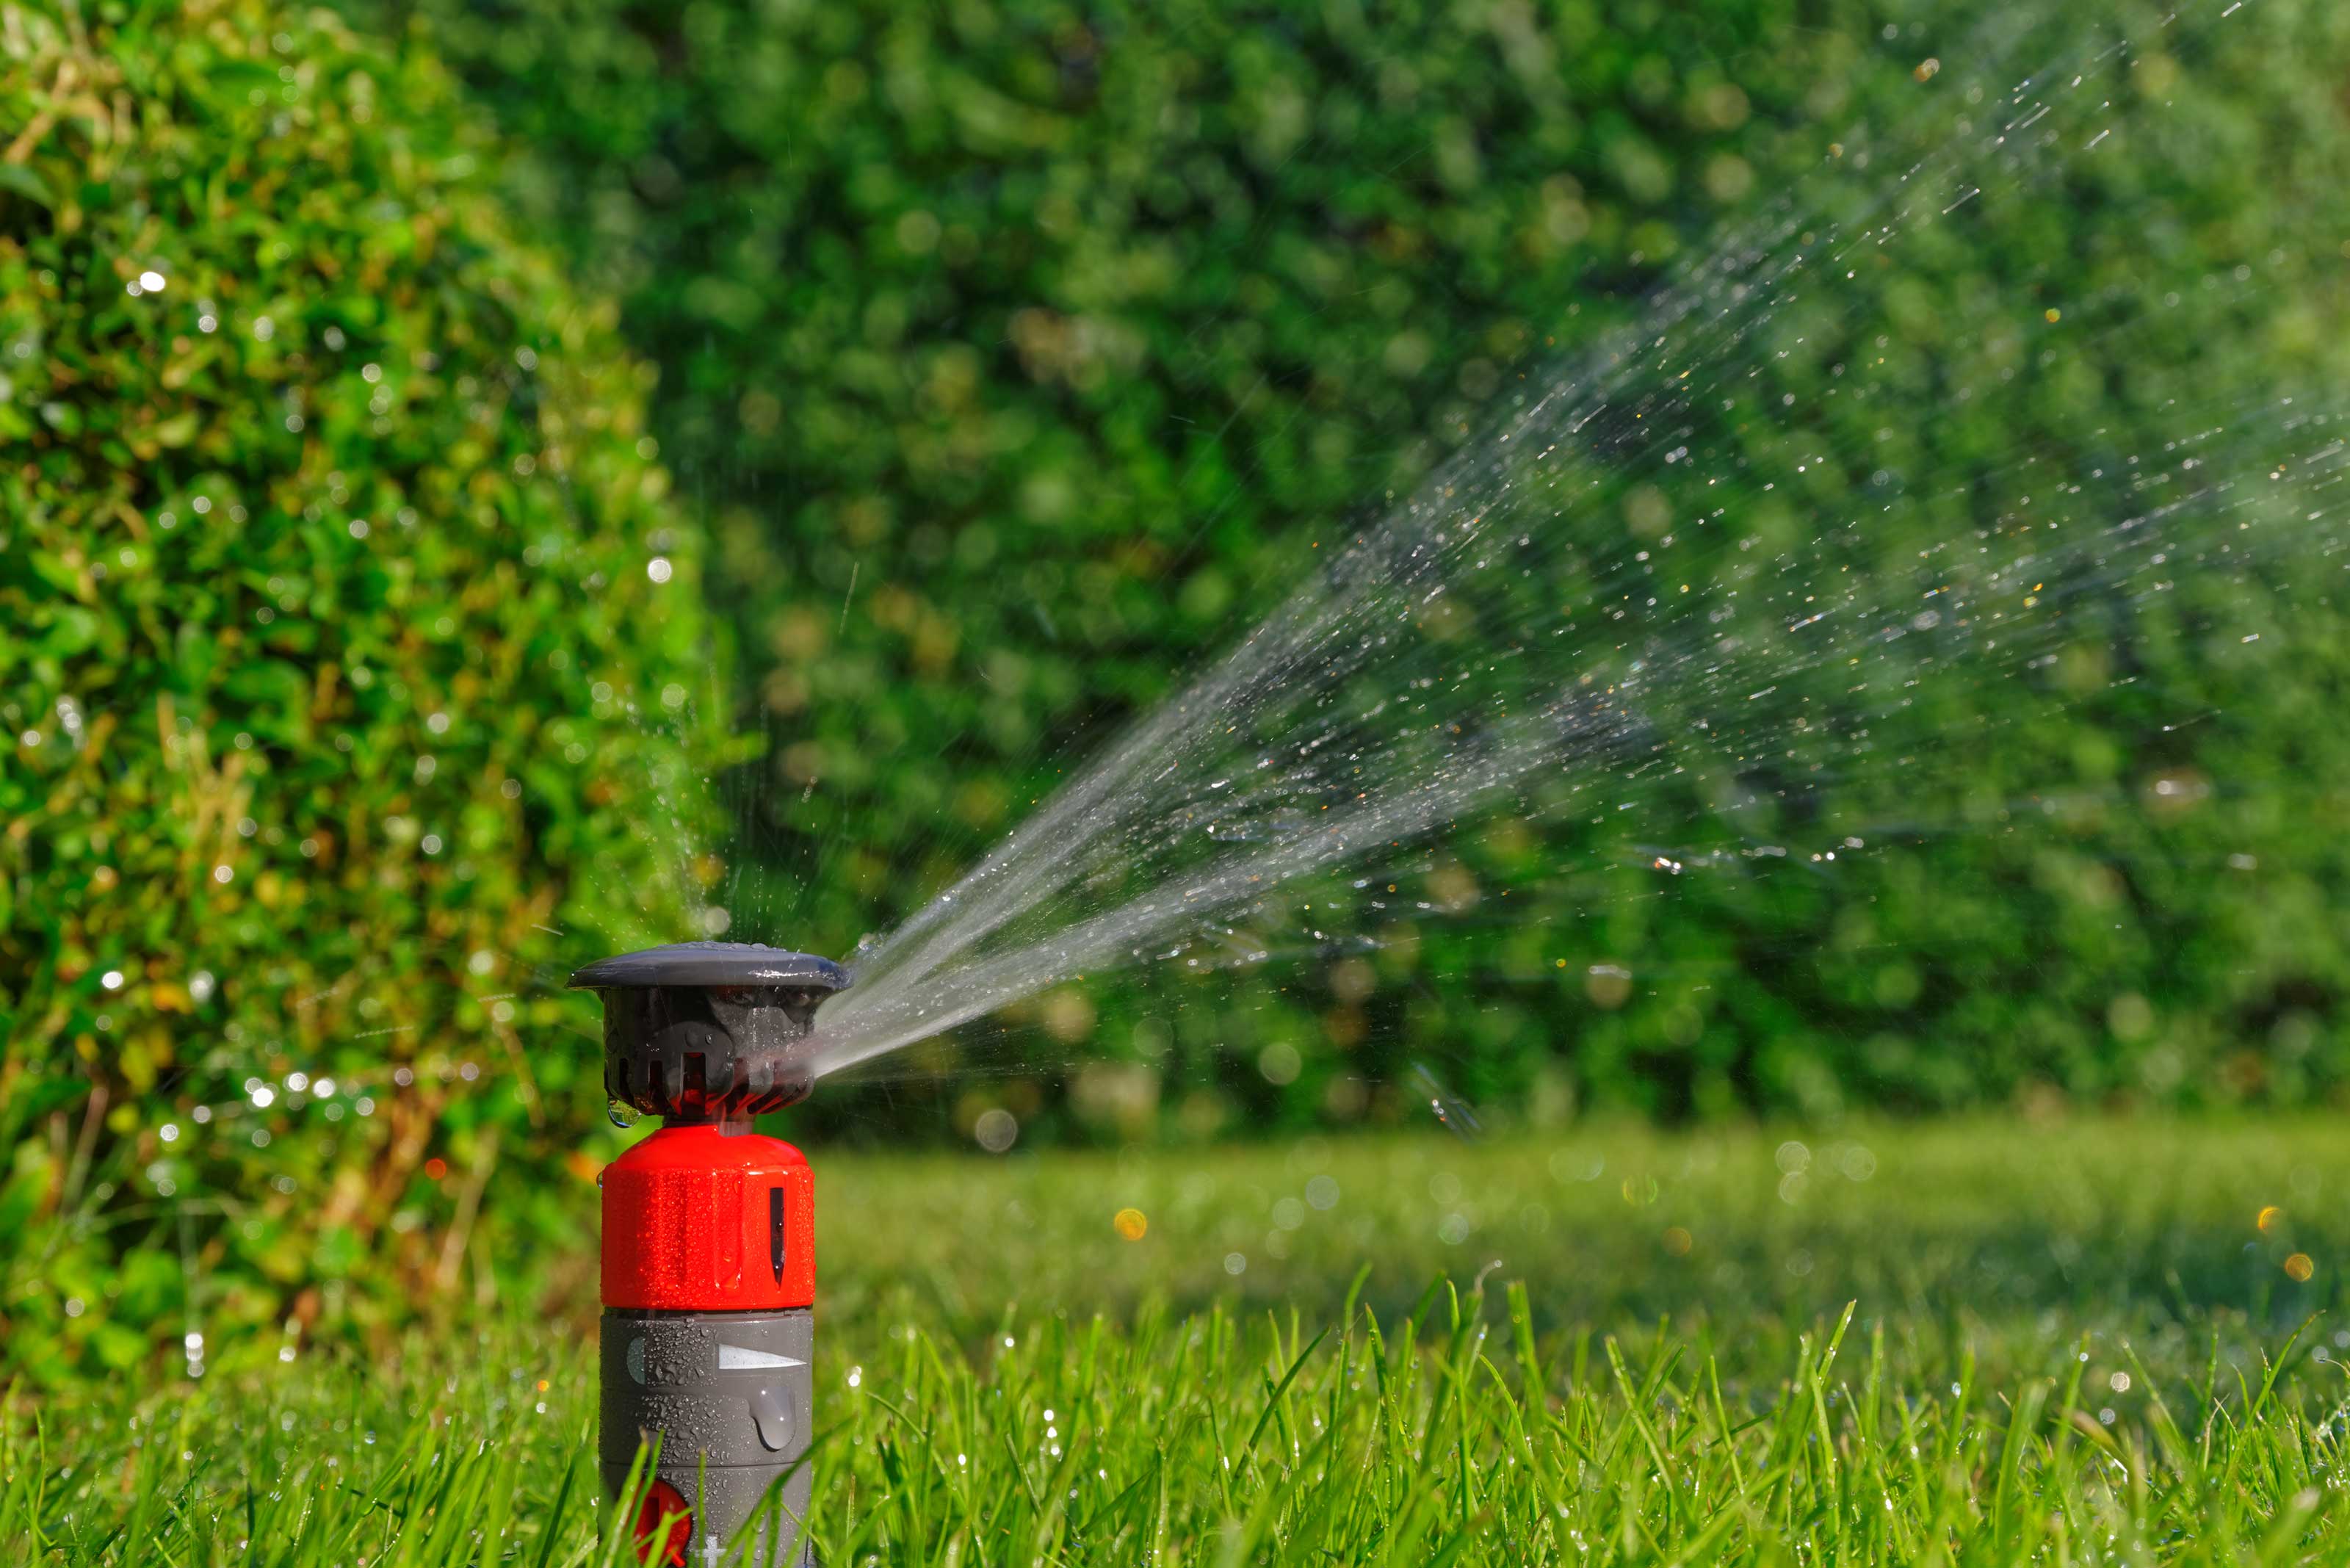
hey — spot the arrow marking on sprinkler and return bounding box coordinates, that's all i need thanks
[718,1343,806,1372]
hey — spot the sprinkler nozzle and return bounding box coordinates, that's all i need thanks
[569,942,849,1121]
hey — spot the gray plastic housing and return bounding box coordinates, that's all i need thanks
[602,1308,815,1567]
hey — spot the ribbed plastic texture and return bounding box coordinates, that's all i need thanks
[600,1124,816,1310]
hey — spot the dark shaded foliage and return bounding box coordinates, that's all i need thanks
[358,0,2350,1140]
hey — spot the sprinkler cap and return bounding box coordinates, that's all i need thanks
[570,942,848,1119]
[568,942,849,992]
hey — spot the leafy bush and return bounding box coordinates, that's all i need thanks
[350,0,2350,1138]
[0,0,724,1381]
[10,0,2350,1384]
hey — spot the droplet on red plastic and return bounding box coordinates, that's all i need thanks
[634,1478,692,1566]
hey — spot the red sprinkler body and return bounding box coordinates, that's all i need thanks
[570,942,848,1567]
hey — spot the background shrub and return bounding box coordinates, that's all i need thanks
[0,0,725,1381]
[13,0,2350,1384]
[351,0,2350,1139]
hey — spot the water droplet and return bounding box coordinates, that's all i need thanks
[607,1099,641,1130]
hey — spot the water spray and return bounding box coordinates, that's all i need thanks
[570,942,847,1567]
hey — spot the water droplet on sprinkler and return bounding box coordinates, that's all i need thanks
[607,1098,641,1130]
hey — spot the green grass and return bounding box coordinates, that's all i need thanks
[9,1116,2349,1564]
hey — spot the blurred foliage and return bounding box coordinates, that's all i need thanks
[12,0,2350,1382]
[344,0,2350,1141]
[0,0,728,1382]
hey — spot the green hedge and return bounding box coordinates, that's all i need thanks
[355,0,2350,1141]
[0,0,724,1381]
[10,0,2350,1381]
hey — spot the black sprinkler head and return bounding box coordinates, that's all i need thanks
[568,942,850,1121]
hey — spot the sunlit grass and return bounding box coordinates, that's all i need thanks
[10,1116,2349,1563]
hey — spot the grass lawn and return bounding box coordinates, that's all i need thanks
[9,1116,2348,1564]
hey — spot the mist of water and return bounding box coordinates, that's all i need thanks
[795,0,2349,1082]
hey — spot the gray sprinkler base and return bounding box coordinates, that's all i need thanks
[601,1308,815,1567]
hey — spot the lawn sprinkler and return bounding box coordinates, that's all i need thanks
[569,942,849,1567]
